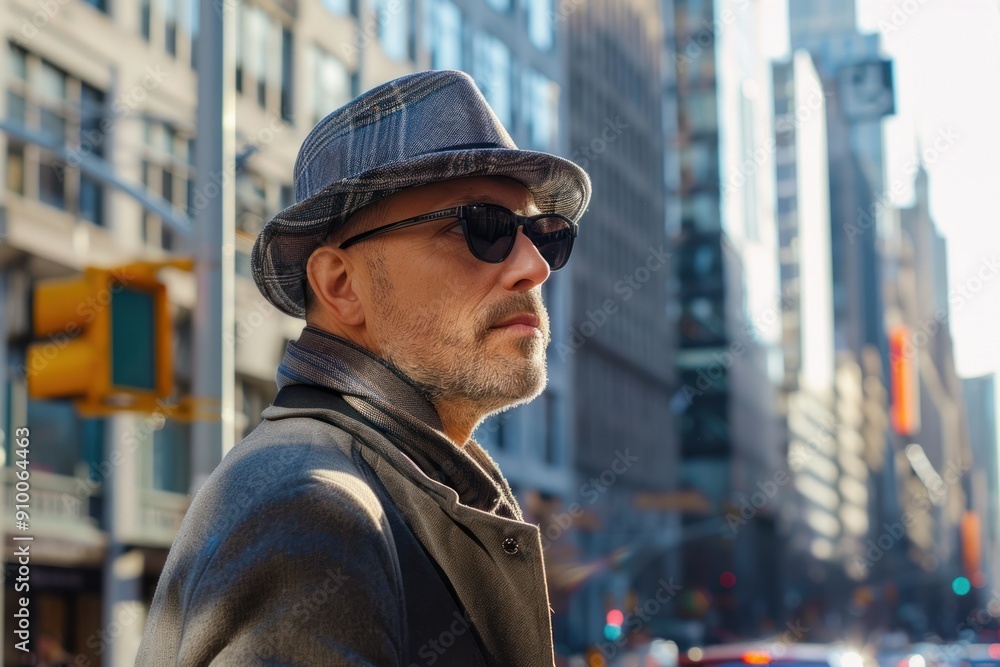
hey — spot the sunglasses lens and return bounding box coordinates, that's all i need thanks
[526,216,575,270]
[465,207,518,262]
[464,207,575,270]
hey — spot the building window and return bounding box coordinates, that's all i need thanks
[281,28,294,121]
[526,0,553,51]
[236,3,294,122]
[474,415,506,451]
[139,0,194,60]
[681,192,721,231]
[519,68,558,151]
[141,120,194,250]
[189,0,201,67]
[82,0,109,13]
[238,377,274,437]
[680,142,718,188]
[321,0,350,14]
[152,421,190,493]
[371,0,410,61]
[5,44,109,226]
[685,90,719,134]
[543,392,558,464]
[164,0,179,55]
[235,170,269,237]
[141,0,152,39]
[423,0,462,70]
[471,30,512,129]
[679,294,726,347]
[310,45,351,125]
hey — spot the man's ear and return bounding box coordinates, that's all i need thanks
[305,245,366,327]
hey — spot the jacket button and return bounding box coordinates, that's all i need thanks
[502,537,520,555]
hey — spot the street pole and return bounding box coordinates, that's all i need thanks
[191,0,235,494]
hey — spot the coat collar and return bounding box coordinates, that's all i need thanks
[275,326,522,521]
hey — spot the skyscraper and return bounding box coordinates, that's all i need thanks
[562,0,679,651]
[665,0,783,639]
[962,374,999,598]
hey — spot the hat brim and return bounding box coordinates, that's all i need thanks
[251,147,592,319]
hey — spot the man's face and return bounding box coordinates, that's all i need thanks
[351,176,554,415]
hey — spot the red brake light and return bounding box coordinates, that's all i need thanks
[743,652,772,665]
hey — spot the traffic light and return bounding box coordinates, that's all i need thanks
[604,609,623,641]
[27,262,185,415]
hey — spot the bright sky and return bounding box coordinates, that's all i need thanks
[854,0,1000,380]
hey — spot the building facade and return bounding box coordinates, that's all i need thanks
[0,0,576,663]
[664,0,784,640]
[559,0,680,653]
[961,374,999,606]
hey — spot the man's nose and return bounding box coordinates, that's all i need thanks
[501,227,551,291]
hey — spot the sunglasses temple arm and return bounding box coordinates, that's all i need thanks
[338,208,463,249]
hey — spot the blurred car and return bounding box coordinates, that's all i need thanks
[677,643,874,667]
[607,638,681,667]
[956,643,1000,667]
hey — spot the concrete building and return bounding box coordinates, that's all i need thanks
[558,0,679,652]
[770,48,894,638]
[0,0,574,663]
[881,163,975,637]
[961,374,999,601]
[664,0,783,640]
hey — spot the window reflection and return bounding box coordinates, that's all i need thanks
[372,0,410,61]
[424,0,462,70]
[520,68,558,151]
[471,30,512,129]
[311,45,352,125]
[527,0,554,51]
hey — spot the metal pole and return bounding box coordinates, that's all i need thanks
[191,0,235,494]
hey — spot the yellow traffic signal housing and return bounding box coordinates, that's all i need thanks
[27,264,176,413]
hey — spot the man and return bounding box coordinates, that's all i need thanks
[136,70,590,666]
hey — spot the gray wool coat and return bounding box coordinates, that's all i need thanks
[134,395,558,667]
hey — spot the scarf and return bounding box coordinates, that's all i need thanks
[275,325,523,521]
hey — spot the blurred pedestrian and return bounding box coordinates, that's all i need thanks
[136,70,590,666]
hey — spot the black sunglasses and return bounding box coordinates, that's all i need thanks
[337,203,578,271]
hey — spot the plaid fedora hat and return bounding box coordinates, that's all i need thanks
[251,69,591,318]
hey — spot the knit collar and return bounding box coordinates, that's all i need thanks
[275,326,522,521]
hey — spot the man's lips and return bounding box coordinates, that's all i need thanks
[491,313,541,329]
